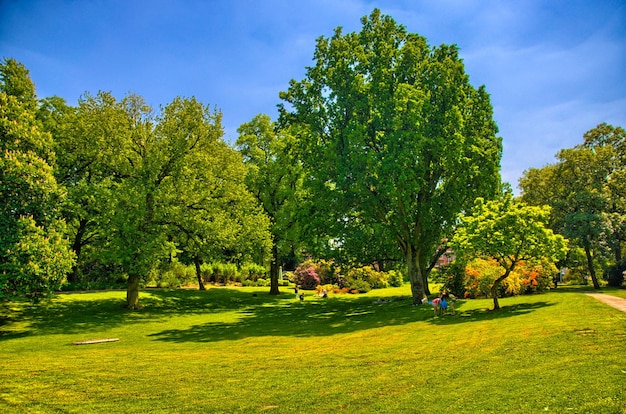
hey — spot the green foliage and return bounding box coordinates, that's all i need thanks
[387,270,404,287]
[344,278,372,293]
[0,58,36,105]
[605,259,626,287]
[344,266,388,291]
[208,262,239,284]
[279,9,502,303]
[47,92,126,284]
[236,114,304,294]
[147,260,195,288]
[452,195,568,309]
[45,91,272,307]
[0,217,74,301]
[242,278,271,287]
[240,263,267,282]
[520,123,626,289]
[0,68,74,301]
[440,260,467,298]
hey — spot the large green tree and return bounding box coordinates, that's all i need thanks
[279,9,502,303]
[163,114,271,291]
[519,124,624,289]
[452,196,567,310]
[104,95,226,308]
[99,95,269,308]
[580,123,625,263]
[236,114,303,294]
[39,92,125,283]
[0,59,74,301]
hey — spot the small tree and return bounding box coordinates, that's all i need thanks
[452,195,567,310]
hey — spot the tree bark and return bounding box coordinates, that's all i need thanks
[68,218,89,283]
[194,256,206,291]
[406,246,426,304]
[584,243,601,289]
[491,267,514,310]
[420,267,431,296]
[269,244,280,295]
[126,274,140,310]
[125,191,153,309]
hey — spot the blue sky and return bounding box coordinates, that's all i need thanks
[2,0,625,191]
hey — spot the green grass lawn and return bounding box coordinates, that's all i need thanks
[1,285,625,413]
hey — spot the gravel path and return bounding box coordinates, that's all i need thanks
[585,292,626,312]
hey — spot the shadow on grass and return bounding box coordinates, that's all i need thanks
[147,297,556,343]
[148,295,422,343]
[426,301,555,326]
[0,287,291,339]
[0,287,556,343]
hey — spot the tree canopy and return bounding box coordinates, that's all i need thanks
[279,9,502,303]
[520,123,625,288]
[452,195,567,309]
[0,59,74,302]
[237,114,303,294]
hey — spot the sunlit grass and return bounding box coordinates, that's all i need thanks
[1,285,625,413]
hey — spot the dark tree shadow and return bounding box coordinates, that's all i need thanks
[426,301,555,326]
[0,288,556,343]
[0,288,289,339]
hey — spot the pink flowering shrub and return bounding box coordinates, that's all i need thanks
[293,261,320,290]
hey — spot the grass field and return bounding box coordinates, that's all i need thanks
[1,285,625,413]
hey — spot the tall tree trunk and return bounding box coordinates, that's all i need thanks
[126,274,140,310]
[194,256,205,291]
[68,218,89,283]
[420,267,431,296]
[269,244,280,295]
[406,246,426,304]
[125,191,154,310]
[584,243,601,289]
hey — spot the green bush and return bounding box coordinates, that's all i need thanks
[344,266,386,291]
[346,278,371,293]
[605,259,626,287]
[147,260,195,288]
[387,270,404,287]
[242,278,270,287]
[211,262,239,284]
[283,271,294,283]
[156,272,181,288]
[313,259,337,285]
[240,263,266,282]
[440,260,466,298]
[200,263,214,283]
